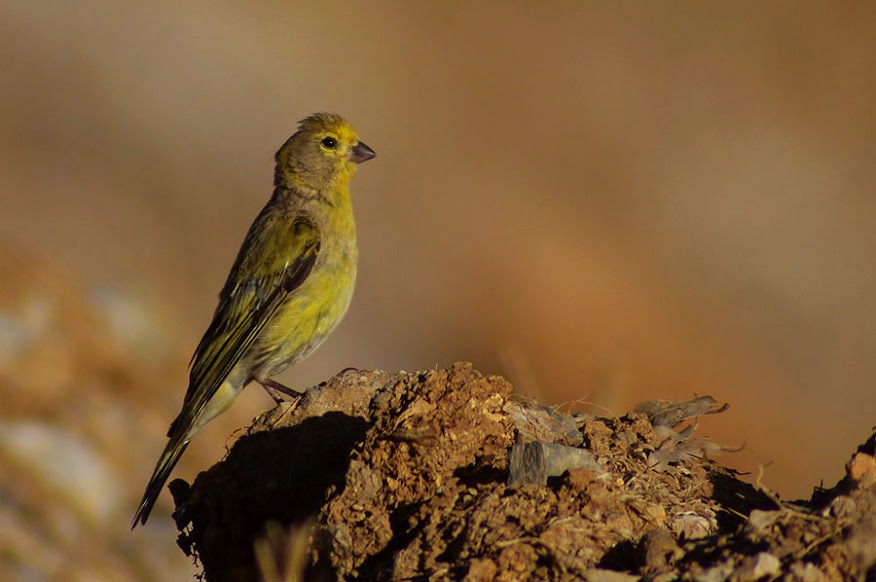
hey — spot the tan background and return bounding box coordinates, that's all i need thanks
[2,2,875,578]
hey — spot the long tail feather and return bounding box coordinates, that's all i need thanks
[131,433,190,528]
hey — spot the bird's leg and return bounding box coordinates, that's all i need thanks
[260,382,284,404]
[257,377,303,403]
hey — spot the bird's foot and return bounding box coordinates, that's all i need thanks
[258,378,304,403]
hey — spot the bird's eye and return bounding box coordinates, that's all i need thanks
[321,137,338,149]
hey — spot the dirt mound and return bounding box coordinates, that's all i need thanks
[172,363,876,580]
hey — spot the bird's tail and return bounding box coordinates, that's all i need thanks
[131,431,190,529]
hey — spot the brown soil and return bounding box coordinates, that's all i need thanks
[173,364,876,581]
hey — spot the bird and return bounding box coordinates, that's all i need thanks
[132,113,375,528]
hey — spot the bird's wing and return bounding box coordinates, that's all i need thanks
[179,213,320,431]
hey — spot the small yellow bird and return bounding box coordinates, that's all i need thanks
[132,113,375,527]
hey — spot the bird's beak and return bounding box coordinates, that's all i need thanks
[350,141,376,164]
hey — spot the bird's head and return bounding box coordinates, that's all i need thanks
[275,113,375,194]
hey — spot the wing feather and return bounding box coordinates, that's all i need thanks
[173,213,320,434]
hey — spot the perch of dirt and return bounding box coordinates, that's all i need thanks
[170,363,876,581]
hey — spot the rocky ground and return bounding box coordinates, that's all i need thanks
[173,364,876,581]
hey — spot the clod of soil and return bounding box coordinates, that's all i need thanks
[171,363,876,581]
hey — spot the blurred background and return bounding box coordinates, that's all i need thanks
[2,1,875,578]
